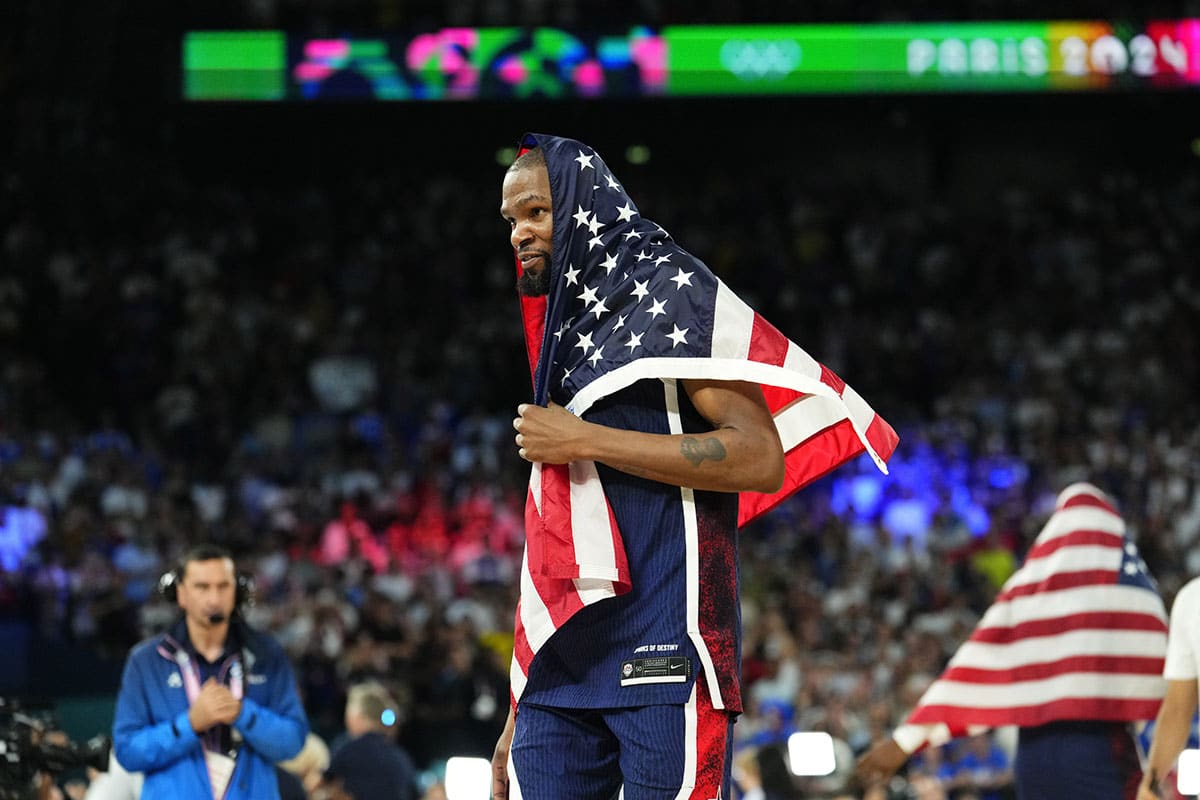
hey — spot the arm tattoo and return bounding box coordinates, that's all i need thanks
[680,436,726,467]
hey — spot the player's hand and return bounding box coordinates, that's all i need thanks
[492,708,516,799]
[189,678,242,732]
[513,402,590,464]
[855,738,909,786]
[1137,770,1163,800]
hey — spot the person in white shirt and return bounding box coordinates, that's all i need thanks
[1139,576,1200,799]
[83,752,142,800]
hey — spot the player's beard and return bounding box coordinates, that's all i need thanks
[516,263,551,297]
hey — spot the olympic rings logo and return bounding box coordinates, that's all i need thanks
[719,39,801,80]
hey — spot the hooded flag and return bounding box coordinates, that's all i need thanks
[508,133,898,703]
[892,482,1168,754]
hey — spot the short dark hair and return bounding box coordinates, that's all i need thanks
[509,146,545,173]
[179,544,235,580]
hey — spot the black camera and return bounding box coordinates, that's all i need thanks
[0,697,112,800]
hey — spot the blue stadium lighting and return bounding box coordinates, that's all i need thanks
[824,445,1000,542]
[848,474,884,517]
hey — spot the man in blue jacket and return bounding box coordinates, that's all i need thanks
[113,544,308,799]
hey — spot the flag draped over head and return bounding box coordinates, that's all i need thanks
[892,482,1168,754]
[508,132,898,703]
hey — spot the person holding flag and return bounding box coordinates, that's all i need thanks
[856,482,1169,800]
[491,134,897,799]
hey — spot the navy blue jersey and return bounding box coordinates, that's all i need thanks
[520,378,742,712]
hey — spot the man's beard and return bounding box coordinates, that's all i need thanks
[516,264,552,297]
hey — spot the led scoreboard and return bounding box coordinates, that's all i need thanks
[183,20,1200,100]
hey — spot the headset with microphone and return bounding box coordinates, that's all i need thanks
[158,563,256,622]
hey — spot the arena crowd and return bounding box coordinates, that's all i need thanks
[1,34,1199,798]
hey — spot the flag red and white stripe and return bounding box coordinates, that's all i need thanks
[892,483,1168,753]
[509,282,897,703]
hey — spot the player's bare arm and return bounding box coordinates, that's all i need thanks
[513,378,784,494]
[491,708,516,800]
[855,737,910,786]
[1138,678,1199,800]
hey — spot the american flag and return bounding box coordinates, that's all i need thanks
[892,482,1168,754]
[508,133,898,702]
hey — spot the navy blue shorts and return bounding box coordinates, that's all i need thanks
[510,682,734,800]
[1014,720,1141,800]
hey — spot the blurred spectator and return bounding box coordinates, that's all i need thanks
[323,681,418,800]
[82,752,142,800]
[967,528,1017,594]
[278,732,332,795]
[940,734,1012,800]
[732,747,767,800]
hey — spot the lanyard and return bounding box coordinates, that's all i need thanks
[173,649,245,705]
[173,646,245,758]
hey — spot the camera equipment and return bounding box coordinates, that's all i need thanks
[0,697,111,800]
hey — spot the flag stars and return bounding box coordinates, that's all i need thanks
[623,229,643,242]
[645,298,668,319]
[636,250,653,262]
[577,284,599,305]
[587,233,605,251]
[1123,562,1139,576]
[589,297,609,320]
[612,314,627,332]
[561,366,573,385]
[575,151,595,170]
[666,324,690,348]
[654,254,672,267]
[553,320,571,341]
[624,331,644,352]
[587,347,604,367]
[670,268,694,289]
[616,202,637,223]
[605,173,621,190]
[573,205,591,228]
[564,264,580,286]
[574,331,595,353]
[586,213,603,236]
[600,252,618,274]
[631,280,650,301]
[1124,543,1137,556]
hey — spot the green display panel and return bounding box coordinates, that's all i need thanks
[184,31,287,100]
[665,21,1197,93]
[182,21,1200,100]
[666,23,1047,93]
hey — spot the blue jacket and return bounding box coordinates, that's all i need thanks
[113,618,309,799]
